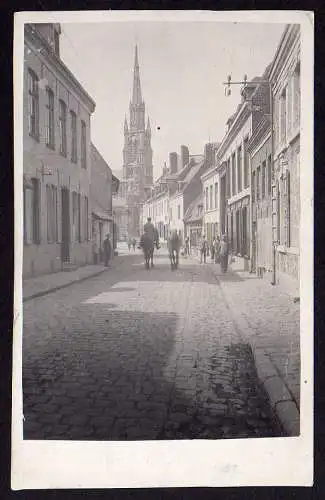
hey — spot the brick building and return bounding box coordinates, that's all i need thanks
[269,24,300,292]
[23,23,95,277]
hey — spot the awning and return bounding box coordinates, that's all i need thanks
[92,210,113,222]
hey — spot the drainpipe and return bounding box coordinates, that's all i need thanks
[269,81,276,286]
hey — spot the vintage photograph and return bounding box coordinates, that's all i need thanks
[13,10,313,488]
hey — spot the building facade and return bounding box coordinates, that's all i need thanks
[270,24,300,292]
[184,195,204,251]
[201,165,220,244]
[90,143,118,263]
[217,73,270,270]
[23,23,95,277]
[247,118,273,277]
[122,45,154,237]
[112,172,129,242]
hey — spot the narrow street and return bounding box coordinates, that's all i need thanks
[23,246,283,440]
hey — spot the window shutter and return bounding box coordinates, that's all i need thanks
[286,171,290,247]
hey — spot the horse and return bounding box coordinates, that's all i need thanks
[168,230,182,270]
[139,233,155,269]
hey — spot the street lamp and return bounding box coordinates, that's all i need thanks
[223,74,276,283]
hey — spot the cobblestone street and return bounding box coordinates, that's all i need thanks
[23,248,284,440]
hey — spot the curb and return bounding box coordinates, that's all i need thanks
[23,256,126,302]
[23,268,107,302]
[213,269,300,437]
[251,346,300,436]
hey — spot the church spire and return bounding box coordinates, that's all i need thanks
[132,44,142,105]
[146,116,151,134]
[124,115,128,133]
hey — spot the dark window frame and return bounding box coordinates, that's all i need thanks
[59,99,67,157]
[27,69,39,140]
[45,87,55,150]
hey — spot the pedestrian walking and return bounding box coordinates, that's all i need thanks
[128,237,132,251]
[214,235,221,264]
[220,234,229,273]
[211,237,216,262]
[200,234,208,264]
[103,234,112,267]
[132,238,136,251]
[185,236,190,256]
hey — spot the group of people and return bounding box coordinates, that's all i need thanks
[127,237,137,252]
[199,234,229,272]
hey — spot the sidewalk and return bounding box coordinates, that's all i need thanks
[189,253,300,436]
[23,254,127,302]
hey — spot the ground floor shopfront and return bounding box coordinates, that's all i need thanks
[91,214,113,264]
[227,195,250,270]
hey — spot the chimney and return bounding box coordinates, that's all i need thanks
[180,145,189,169]
[204,143,215,167]
[169,152,178,174]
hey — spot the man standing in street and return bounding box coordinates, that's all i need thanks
[103,234,112,267]
[200,234,208,264]
[220,234,229,272]
[144,217,159,249]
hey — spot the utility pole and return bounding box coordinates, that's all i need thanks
[223,74,276,284]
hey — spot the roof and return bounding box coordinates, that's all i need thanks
[184,194,203,223]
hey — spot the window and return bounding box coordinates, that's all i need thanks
[267,155,272,195]
[45,87,55,149]
[205,187,209,211]
[46,185,58,243]
[226,159,230,198]
[84,196,89,241]
[242,207,248,256]
[70,111,77,163]
[80,120,87,168]
[72,192,80,242]
[280,87,287,144]
[27,69,39,139]
[24,178,40,244]
[178,204,181,220]
[209,185,213,210]
[252,171,256,202]
[293,62,300,130]
[243,137,249,188]
[59,100,67,156]
[237,146,242,192]
[262,160,266,198]
[214,182,218,209]
[232,152,236,195]
[256,167,261,200]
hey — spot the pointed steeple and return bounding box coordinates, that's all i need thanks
[132,44,142,105]
[146,116,151,136]
[124,116,128,133]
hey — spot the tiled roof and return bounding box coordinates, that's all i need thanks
[184,194,203,222]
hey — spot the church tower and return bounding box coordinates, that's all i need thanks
[122,45,153,236]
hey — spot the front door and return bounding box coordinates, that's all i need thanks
[61,187,70,263]
[251,221,257,273]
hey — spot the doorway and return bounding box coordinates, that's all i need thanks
[61,187,70,263]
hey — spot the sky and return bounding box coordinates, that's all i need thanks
[60,21,285,180]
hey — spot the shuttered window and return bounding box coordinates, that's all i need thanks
[46,185,58,243]
[45,87,55,149]
[27,69,39,139]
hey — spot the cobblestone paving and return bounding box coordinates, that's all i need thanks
[23,250,283,440]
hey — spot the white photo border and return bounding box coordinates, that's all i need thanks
[12,10,314,489]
